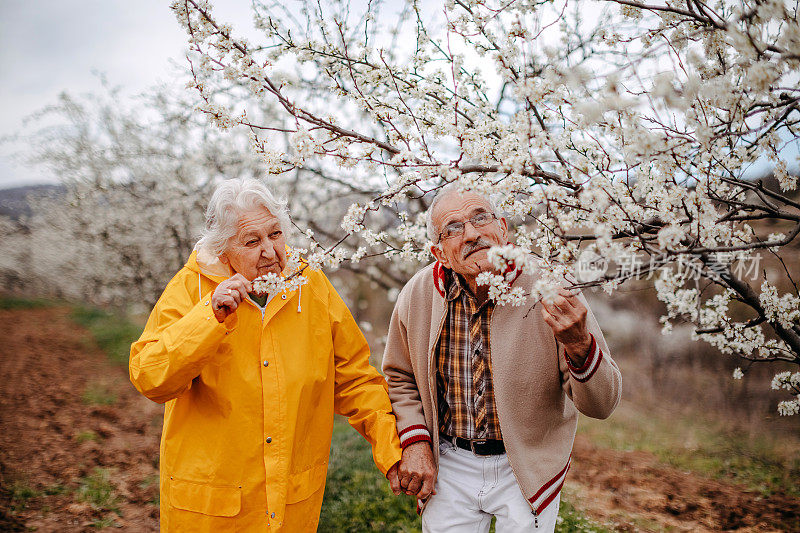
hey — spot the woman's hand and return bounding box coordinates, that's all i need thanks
[211,274,252,323]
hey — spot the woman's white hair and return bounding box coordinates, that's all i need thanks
[196,178,291,257]
[426,183,501,243]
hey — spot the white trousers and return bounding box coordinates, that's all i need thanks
[421,440,560,533]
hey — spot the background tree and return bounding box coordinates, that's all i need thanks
[2,74,423,309]
[1,81,261,309]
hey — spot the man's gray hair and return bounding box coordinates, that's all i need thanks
[196,178,291,257]
[425,183,501,243]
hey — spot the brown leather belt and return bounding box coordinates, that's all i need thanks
[441,434,505,455]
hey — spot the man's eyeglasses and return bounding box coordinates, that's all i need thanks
[437,211,497,242]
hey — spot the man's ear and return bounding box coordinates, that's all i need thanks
[219,252,230,266]
[499,216,509,243]
[430,243,450,269]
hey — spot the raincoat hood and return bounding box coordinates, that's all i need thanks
[187,247,233,281]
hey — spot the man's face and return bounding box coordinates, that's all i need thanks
[430,191,508,279]
[220,208,288,281]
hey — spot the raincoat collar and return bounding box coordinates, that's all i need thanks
[186,247,232,282]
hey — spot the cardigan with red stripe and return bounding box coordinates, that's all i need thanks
[382,261,622,516]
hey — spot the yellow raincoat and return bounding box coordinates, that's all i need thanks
[130,250,402,531]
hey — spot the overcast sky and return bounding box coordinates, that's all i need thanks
[1,1,795,190]
[0,0,255,189]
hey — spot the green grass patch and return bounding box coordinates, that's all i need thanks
[71,306,142,366]
[8,480,41,511]
[578,401,800,498]
[76,468,120,514]
[0,296,56,310]
[75,430,101,443]
[7,480,71,515]
[81,382,117,406]
[139,473,160,506]
[557,493,611,532]
[320,418,419,532]
[320,418,609,532]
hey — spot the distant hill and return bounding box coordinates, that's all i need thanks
[0,184,65,220]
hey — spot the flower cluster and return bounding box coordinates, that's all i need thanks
[771,371,800,416]
[251,272,308,297]
[251,248,310,296]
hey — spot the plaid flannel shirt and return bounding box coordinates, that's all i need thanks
[436,271,502,441]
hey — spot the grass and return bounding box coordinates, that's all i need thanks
[76,468,121,515]
[0,297,142,367]
[578,401,800,498]
[0,296,57,310]
[81,382,117,406]
[139,474,160,507]
[8,480,40,511]
[320,418,609,532]
[320,418,420,532]
[70,306,143,366]
[557,497,611,533]
[75,430,101,443]
[7,480,69,514]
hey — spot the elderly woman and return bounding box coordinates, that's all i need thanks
[130,178,402,531]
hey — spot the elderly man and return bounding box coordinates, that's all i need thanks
[382,185,622,532]
[130,178,402,531]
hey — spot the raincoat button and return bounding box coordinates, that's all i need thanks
[281,294,287,300]
[266,437,272,443]
[263,360,269,367]
[271,512,276,518]
[204,301,209,306]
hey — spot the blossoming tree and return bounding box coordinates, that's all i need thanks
[4,77,420,308]
[3,83,261,308]
[169,0,800,414]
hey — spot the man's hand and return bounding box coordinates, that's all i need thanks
[386,462,401,495]
[397,441,437,499]
[541,288,592,366]
[211,274,252,323]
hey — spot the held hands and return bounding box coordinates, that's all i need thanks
[387,441,437,499]
[211,274,252,323]
[540,288,593,366]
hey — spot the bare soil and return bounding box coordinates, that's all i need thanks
[570,437,799,531]
[0,307,161,531]
[1,306,798,531]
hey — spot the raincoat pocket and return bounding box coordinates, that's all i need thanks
[169,477,242,517]
[286,462,327,504]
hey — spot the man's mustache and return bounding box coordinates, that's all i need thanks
[461,238,492,260]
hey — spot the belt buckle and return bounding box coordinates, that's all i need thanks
[470,439,487,454]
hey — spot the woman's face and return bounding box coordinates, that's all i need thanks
[220,208,287,281]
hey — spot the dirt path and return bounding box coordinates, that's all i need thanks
[569,437,799,531]
[0,307,161,531]
[1,306,798,531]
